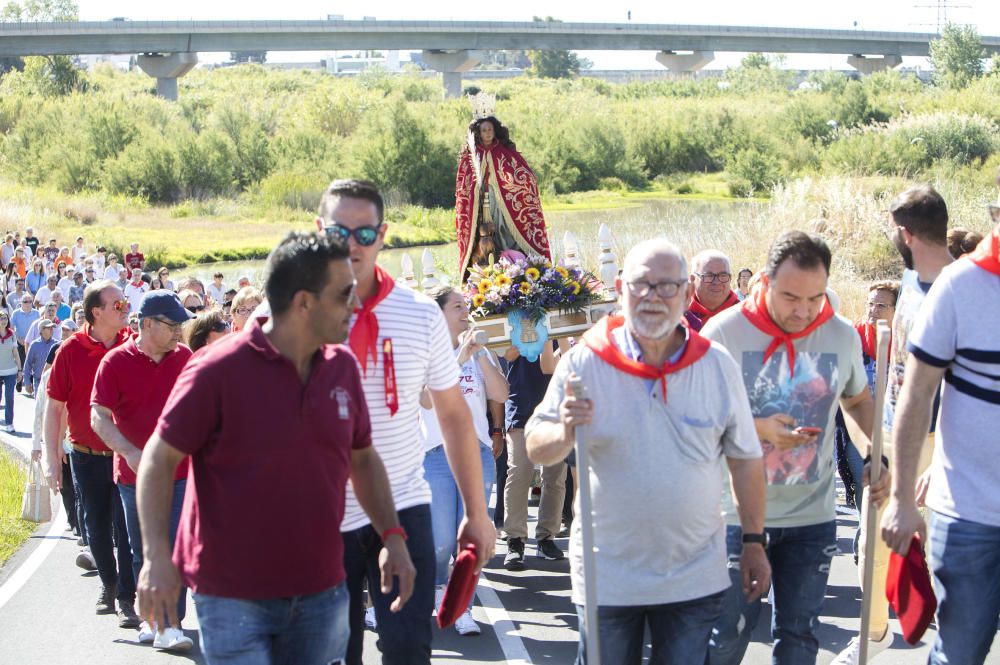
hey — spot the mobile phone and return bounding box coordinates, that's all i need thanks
[568,376,589,402]
[795,426,822,435]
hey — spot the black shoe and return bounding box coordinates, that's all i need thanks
[117,598,140,629]
[537,538,565,560]
[504,537,525,571]
[96,585,116,615]
[557,522,572,538]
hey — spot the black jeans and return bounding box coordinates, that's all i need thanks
[342,504,435,665]
[60,459,78,534]
[69,450,134,600]
[494,446,508,528]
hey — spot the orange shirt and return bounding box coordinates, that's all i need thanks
[53,256,71,272]
[12,257,27,279]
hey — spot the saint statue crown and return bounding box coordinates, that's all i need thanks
[468,92,497,121]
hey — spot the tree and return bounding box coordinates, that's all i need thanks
[1,0,78,21]
[528,16,582,79]
[1,0,83,95]
[741,52,770,69]
[929,23,985,89]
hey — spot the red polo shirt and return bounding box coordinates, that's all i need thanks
[155,318,372,599]
[47,325,131,452]
[91,337,192,485]
[124,252,145,270]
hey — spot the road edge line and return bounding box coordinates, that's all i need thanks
[475,570,533,665]
[0,502,67,611]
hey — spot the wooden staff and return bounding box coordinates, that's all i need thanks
[570,376,601,665]
[859,319,891,665]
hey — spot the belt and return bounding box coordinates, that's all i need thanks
[71,444,114,457]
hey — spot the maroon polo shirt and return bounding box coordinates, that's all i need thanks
[155,318,372,599]
[91,337,193,485]
[47,325,131,452]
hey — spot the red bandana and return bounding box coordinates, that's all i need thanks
[854,321,877,360]
[687,291,739,323]
[969,223,1000,277]
[582,314,712,403]
[741,282,834,377]
[349,264,395,375]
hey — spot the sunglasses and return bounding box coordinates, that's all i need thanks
[186,305,205,313]
[212,320,232,333]
[325,223,380,247]
[107,299,129,312]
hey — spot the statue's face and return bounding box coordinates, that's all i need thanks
[478,120,495,145]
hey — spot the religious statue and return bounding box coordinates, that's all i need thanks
[455,92,551,282]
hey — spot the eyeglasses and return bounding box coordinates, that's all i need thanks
[107,299,129,312]
[696,272,732,284]
[150,317,184,332]
[626,280,688,299]
[234,306,255,316]
[325,223,380,247]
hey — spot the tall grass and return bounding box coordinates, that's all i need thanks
[0,448,36,566]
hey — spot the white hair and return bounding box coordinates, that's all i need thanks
[690,249,732,275]
[622,238,688,279]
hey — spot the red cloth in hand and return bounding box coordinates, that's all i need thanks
[886,535,937,645]
[437,544,480,629]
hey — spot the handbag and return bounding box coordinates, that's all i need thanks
[20,459,52,523]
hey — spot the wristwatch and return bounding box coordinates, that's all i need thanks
[489,427,504,437]
[741,532,768,547]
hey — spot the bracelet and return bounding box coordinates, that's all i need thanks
[863,454,890,468]
[381,526,407,543]
[490,427,504,436]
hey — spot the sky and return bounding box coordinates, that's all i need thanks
[73,0,1000,70]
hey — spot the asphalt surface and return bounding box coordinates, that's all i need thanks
[2,389,998,664]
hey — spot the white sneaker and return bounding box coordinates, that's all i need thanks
[434,586,445,617]
[364,606,377,630]
[831,627,892,664]
[153,626,194,653]
[75,549,96,571]
[454,609,481,636]
[137,621,155,644]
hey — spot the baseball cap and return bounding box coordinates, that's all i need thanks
[61,320,78,332]
[139,290,195,323]
[39,318,56,330]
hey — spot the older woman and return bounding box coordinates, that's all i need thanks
[419,285,508,636]
[178,289,204,314]
[0,310,23,431]
[230,286,262,333]
[183,308,231,353]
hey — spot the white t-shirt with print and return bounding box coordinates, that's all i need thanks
[420,349,493,452]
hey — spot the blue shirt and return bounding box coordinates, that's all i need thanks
[24,336,58,390]
[11,308,39,342]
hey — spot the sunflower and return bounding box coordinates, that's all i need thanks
[525,267,541,282]
[471,294,486,308]
[519,282,533,295]
[570,281,581,295]
[495,274,511,288]
[555,266,570,278]
[477,279,494,293]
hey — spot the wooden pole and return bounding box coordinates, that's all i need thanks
[859,319,891,664]
[570,377,601,665]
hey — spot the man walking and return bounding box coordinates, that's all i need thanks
[703,231,889,665]
[44,280,135,626]
[317,179,495,665]
[882,221,1000,664]
[526,238,770,664]
[137,232,415,665]
[91,291,195,652]
[685,249,740,331]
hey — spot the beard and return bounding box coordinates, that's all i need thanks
[893,231,914,270]
[629,302,677,339]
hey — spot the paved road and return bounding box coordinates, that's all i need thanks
[2,390,998,664]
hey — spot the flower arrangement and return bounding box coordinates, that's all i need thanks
[464,253,601,323]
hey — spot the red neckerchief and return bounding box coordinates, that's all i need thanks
[0,328,12,342]
[130,281,143,288]
[687,290,739,323]
[78,324,131,358]
[581,314,712,403]
[349,264,395,376]
[854,321,877,360]
[741,280,834,377]
[969,223,1000,277]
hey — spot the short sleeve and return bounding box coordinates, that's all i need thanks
[91,355,120,410]
[154,354,222,454]
[718,350,763,459]
[908,278,957,368]
[842,325,869,398]
[46,340,72,403]
[525,345,575,433]
[423,305,460,392]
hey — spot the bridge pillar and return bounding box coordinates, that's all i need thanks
[421,50,481,98]
[847,54,902,75]
[656,50,714,74]
[137,52,198,101]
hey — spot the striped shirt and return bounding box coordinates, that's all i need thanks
[340,284,459,531]
[909,259,1000,527]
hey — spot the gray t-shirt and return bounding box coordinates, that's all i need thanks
[908,259,1000,527]
[702,308,868,528]
[526,331,760,606]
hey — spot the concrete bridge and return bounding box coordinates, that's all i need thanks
[2,19,999,98]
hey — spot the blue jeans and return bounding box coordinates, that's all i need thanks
[0,372,14,426]
[193,582,348,665]
[423,443,495,587]
[342,504,435,665]
[69,450,134,600]
[119,479,187,622]
[707,521,837,665]
[575,590,725,665]
[928,511,1000,665]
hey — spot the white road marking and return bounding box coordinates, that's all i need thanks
[0,502,67,611]
[476,570,533,665]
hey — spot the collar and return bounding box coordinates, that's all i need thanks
[615,321,689,365]
[245,317,282,360]
[688,290,740,322]
[740,280,834,377]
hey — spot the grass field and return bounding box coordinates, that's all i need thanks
[0,447,36,567]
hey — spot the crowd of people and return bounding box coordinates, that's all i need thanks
[12,177,998,665]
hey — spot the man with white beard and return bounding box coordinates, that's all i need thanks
[526,238,769,665]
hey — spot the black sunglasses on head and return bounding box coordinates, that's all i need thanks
[325,223,380,247]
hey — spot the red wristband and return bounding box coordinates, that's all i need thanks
[381,526,407,542]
